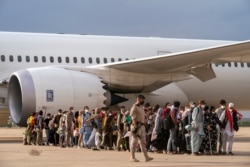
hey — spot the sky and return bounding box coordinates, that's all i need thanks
[0,0,250,40]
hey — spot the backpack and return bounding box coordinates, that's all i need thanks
[162,114,175,130]
[161,108,175,130]
[54,114,62,124]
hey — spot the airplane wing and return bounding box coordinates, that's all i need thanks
[86,40,250,82]
[63,40,250,93]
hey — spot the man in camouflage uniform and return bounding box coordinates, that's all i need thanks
[66,107,75,147]
[116,106,126,151]
[130,95,153,162]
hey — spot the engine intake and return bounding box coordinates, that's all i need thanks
[8,67,108,126]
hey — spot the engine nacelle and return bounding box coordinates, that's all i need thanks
[8,67,107,126]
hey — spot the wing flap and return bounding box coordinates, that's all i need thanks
[189,64,216,82]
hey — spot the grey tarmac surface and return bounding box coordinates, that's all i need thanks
[0,127,250,167]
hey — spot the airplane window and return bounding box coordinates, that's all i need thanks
[9,55,14,62]
[50,56,54,63]
[34,56,38,63]
[73,57,77,63]
[18,55,22,62]
[42,56,46,63]
[81,57,85,64]
[228,62,231,67]
[118,58,122,61]
[89,57,93,64]
[26,56,30,62]
[125,58,129,60]
[104,58,107,64]
[111,58,115,62]
[96,57,100,64]
[234,62,238,67]
[58,56,62,63]
[241,62,244,67]
[221,63,225,67]
[65,57,70,63]
[1,55,5,62]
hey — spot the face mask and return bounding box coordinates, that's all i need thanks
[201,105,205,109]
[191,104,195,108]
[139,101,144,105]
[85,109,88,112]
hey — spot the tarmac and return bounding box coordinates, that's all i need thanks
[0,127,249,167]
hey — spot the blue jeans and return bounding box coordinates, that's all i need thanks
[167,128,176,152]
[83,126,93,146]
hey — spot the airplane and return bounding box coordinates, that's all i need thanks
[0,31,250,126]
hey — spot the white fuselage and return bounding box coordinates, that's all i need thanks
[0,32,249,120]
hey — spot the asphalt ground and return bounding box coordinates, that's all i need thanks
[0,127,249,167]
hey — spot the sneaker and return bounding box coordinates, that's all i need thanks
[229,152,234,156]
[130,157,139,162]
[145,156,153,162]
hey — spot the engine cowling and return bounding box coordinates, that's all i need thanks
[8,67,108,126]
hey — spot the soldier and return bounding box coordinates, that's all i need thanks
[66,107,75,147]
[116,106,126,151]
[129,95,153,162]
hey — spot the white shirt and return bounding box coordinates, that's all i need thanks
[220,110,235,136]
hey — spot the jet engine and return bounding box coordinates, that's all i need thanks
[8,67,110,126]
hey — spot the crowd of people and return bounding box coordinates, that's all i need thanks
[23,96,243,162]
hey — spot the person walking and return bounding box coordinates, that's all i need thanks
[129,94,153,162]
